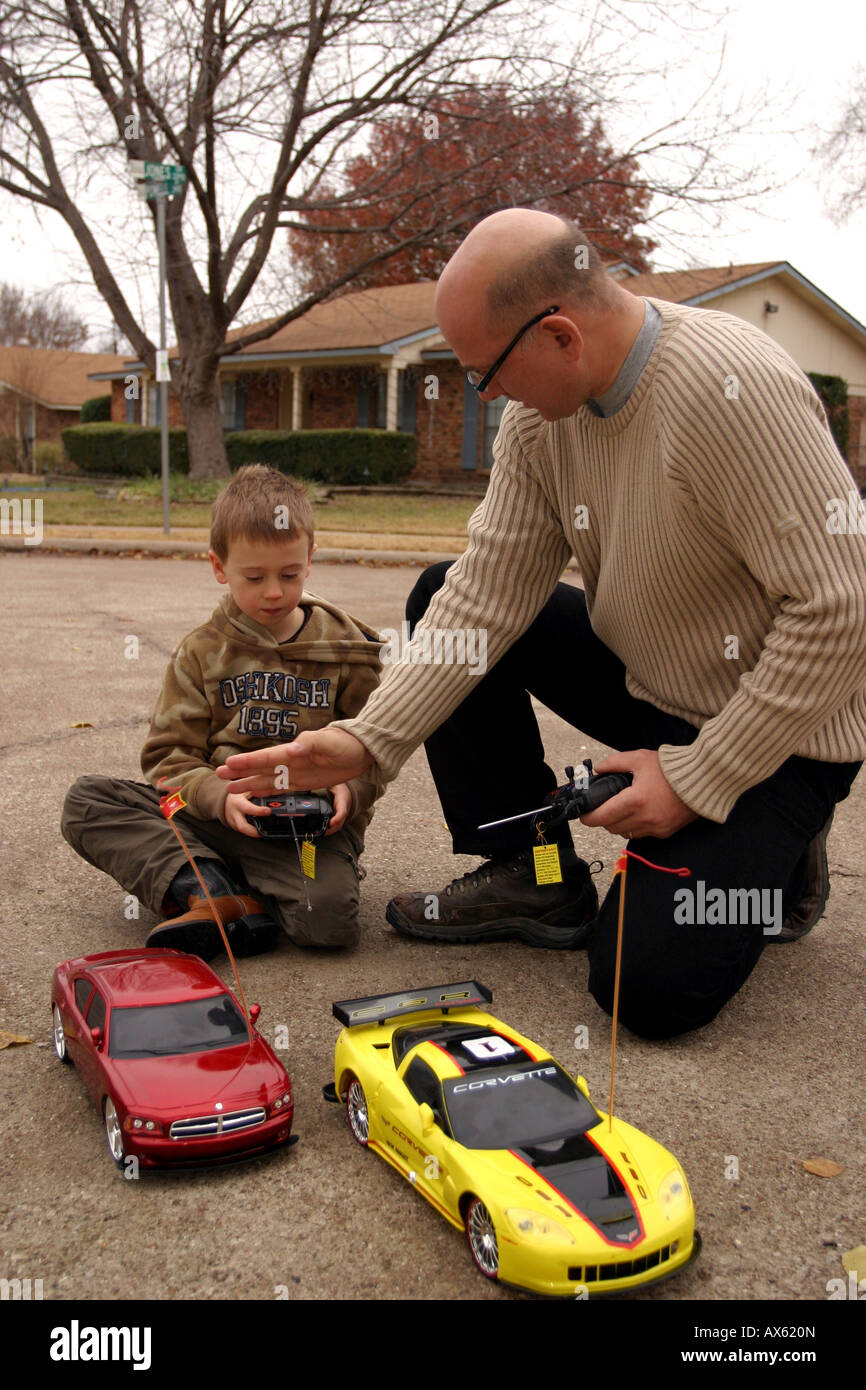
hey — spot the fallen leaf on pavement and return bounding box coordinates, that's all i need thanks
[69,720,93,728]
[0,1030,34,1049]
[841,1246,866,1280]
[803,1157,844,1177]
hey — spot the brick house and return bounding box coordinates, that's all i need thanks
[95,265,866,485]
[0,346,125,466]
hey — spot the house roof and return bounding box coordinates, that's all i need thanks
[98,259,866,383]
[624,261,866,343]
[0,346,126,410]
[623,262,781,304]
[232,281,439,358]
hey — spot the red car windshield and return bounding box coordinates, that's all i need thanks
[108,995,249,1058]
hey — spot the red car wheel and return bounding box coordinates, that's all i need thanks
[52,1005,71,1065]
[103,1096,126,1166]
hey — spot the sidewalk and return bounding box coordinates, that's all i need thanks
[0,522,579,568]
[0,523,464,566]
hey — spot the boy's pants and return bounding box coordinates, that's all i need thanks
[409,563,862,1038]
[61,776,364,948]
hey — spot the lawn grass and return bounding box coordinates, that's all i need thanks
[0,475,482,538]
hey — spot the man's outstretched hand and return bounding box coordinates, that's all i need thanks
[216,729,372,798]
[580,749,698,839]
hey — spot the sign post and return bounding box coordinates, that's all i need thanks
[128,161,187,535]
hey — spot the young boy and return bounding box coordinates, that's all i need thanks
[61,464,383,958]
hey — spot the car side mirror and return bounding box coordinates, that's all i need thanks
[419,1103,435,1136]
[249,1003,261,1025]
[575,1074,590,1098]
[91,1025,104,1052]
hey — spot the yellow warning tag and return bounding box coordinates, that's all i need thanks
[301,840,316,879]
[533,843,562,885]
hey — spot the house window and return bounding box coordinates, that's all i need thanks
[146,386,161,426]
[482,398,507,469]
[356,373,387,429]
[398,370,418,433]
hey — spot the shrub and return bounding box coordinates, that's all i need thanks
[807,373,850,458]
[60,423,190,476]
[79,394,112,424]
[224,428,416,484]
[33,441,63,470]
[0,435,19,469]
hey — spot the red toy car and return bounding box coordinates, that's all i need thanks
[51,949,294,1168]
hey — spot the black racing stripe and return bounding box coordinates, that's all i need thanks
[515,1138,642,1246]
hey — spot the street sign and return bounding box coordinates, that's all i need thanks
[129,161,187,200]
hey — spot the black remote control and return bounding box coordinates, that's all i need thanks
[477,760,632,833]
[247,792,334,839]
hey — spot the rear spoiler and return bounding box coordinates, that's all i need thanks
[332,981,492,1028]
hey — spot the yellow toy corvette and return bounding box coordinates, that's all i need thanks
[325,981,700,1298]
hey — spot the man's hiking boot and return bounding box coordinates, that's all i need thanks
[145,858,279,961]
[385,846,599,949]
[771,813,834,944]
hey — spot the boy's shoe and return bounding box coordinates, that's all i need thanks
[385,847,598,949]
[146,858,279,961]
[771,814,834,944]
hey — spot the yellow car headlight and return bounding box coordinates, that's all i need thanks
[505,1208,575,1245]
[659,1168,689,1221]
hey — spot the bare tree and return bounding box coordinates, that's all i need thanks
[818,68,866,221]
[0,281,88,348]
[0,0,775,478]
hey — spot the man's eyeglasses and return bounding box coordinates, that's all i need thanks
[466,306,559,393]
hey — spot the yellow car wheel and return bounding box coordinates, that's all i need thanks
[466,1197,499,1279]
[345,1075,369,1146]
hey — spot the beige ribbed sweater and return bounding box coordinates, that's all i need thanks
[333,297,866,822]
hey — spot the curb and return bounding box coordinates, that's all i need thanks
[0,535,466,567]
[0,534,580,570]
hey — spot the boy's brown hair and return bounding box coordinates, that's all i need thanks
[210,464,315,560]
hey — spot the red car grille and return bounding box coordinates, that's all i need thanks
[169,1107,266,1139]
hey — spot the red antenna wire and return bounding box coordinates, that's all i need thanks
[608,849,691,1130]
[158,785,251,1030]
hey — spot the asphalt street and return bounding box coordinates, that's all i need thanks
[1,551,864,1304]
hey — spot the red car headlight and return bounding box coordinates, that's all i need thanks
[123,1116,164,1135]
[269,1090,292,1117]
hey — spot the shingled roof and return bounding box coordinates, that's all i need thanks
[232,281,439,357]
[622,263,782,303]
[0,346,126,409]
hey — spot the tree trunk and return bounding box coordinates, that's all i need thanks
[178,355,229,480]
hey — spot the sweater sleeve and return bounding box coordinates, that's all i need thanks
[140,644,229,822]
[655,334,866,821]
[334,653,384,828]
[329,406,573,783]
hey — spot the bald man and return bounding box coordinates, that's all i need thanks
[220,209,866,1039]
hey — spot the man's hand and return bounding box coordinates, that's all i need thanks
[216,729,372,798]
[223,790,268,838]
[580,749,698,839]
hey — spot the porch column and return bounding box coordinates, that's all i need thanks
[291,366,303,431]
[385,364,398,431]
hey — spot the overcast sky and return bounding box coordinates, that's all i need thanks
[1,0,864,346]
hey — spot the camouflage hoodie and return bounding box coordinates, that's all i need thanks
[141,589,384,832]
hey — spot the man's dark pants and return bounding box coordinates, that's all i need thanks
[408,563,860,1039]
